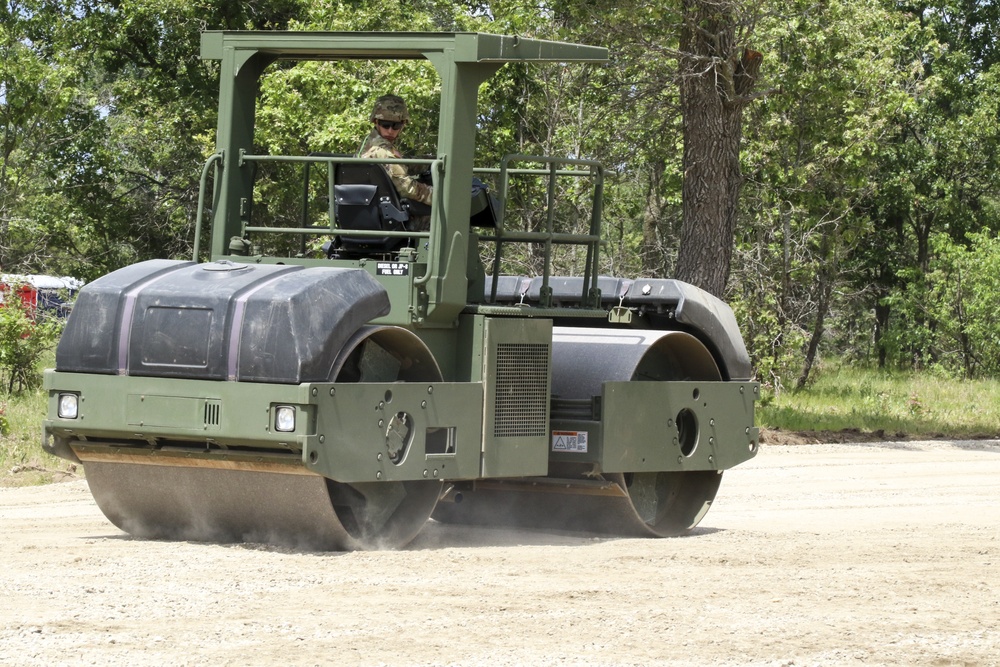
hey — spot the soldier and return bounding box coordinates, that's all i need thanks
[357,94,433,206]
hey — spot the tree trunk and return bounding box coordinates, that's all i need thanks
[641,161,668,275]
[874,298,890,368]
[674,0,761,298]
[797,232,836,389]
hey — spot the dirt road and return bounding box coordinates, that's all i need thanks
[2,441,998,667]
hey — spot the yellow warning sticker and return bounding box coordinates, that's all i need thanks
[551,430,588,453]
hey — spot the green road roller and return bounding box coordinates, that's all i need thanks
[43,31,759,550]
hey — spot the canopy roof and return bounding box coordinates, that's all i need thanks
[200,31,608,65]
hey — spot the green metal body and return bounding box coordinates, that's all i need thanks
[43,32,758,525]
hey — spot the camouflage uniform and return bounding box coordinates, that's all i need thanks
[357,95,433,206]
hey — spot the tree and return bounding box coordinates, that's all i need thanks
[0,0,94,273]
[31,0,308,279]
[734,0,926,388]
[854,0,1000,371]
[673,0,762,298]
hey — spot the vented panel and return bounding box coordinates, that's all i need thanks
[204,400,221,428]
[493,342,549,438]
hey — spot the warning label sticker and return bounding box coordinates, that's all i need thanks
[551,430,588,453]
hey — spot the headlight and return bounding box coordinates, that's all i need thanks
[58,393,79,419]
[274,405,296,432]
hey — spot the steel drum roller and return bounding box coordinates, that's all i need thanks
[433,327,725,537]
[81,325,443,551]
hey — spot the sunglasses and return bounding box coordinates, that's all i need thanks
[377,120,405,131]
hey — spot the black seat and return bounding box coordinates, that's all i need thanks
[333,162,423,256]
[469,179,500,228]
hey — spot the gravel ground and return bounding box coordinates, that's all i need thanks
[2,440,999,666]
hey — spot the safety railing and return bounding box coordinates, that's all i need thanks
[194,152,442,260]
[194,151,604,310]
[242,152,441,244]
[475,155,604,309]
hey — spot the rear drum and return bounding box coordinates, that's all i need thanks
[433,328,725,537]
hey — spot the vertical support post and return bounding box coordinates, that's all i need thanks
[210,48,277,258]
[422,52,502,323]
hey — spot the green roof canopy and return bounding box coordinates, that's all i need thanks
[200,31,609,65]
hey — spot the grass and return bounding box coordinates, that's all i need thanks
[0,352,80,487]
[759,360,1000,439]
[2,356,998,487]
[0,388,81,487]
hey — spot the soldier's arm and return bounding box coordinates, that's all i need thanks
[365,145,433,206]
[388,164,433,205]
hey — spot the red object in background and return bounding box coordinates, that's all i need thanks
[0,274,84,318]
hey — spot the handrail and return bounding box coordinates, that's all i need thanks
[206,150,603,309]
[243,226,431,240]
[240,153,434,168]
[193,152,224,261]
[414,158,445,286]
[493,153,604,234]
[235,153,442,254]
[474,166,591,177]
[486,154,604,307]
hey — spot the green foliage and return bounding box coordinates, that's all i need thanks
[729,283,807,397]
[732,0,926,387]
[726,0,1000,383]
[880,232,1000,377]
[843,3,1000,374]
[0,0,94,273]
[1,0,310,280]
[0,293,62,394]
[0,349,78,486]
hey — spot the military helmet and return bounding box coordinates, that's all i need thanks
[370,94,410,122]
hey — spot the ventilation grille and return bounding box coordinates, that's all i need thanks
[204,400,221,427]
[494,342,549,438]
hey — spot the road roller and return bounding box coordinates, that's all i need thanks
[42,31,759,550]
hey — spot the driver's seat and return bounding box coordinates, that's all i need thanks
[333,162,422,256]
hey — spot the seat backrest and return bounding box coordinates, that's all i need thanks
[469,185,499,228]
[334,162,410,255]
